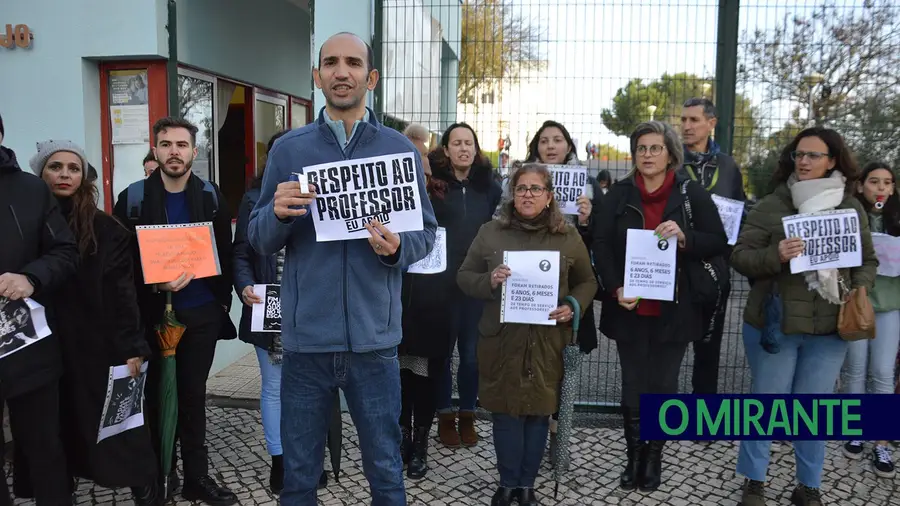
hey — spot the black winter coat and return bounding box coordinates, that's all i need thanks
[399,159,502,359]
[52,207,156,488]
[112,169,236,349]
[592,171,728,343]
[0,146,79,399]
[233,184,278,349]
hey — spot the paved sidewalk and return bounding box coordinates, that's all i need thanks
[7,405,898,505]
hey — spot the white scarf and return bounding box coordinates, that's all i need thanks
[787,170,846,304]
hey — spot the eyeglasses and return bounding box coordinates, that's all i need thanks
[791,151,830,162]
[636,144,666,157]
[514,185,547,197]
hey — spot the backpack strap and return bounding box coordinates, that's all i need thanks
[201,179,219,218]
[125,179,146,222]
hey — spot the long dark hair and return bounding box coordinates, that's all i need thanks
[771,127,860,192]
[429,122,490,174]
[525,120,577,164]
[70,163,101,256]
[253,129,291,189]
[855,161,900,236]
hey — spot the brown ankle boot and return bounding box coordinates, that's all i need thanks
[458,412,479,447]
[438,412,461,448]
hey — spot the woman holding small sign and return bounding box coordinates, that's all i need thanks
[427,123,503,450]
[592,121,727,494]
[841,161,899,478]
[30,140,158,504]
[457,163,597,506]
[524,120,602,460]
[731,127,877,505]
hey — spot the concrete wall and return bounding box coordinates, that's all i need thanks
[176,0,312,99]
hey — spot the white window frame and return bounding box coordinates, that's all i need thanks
[177,68,219,183]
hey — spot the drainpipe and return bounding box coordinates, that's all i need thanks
[167,0,180,117]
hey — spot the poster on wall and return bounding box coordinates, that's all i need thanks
[109,69,151,145]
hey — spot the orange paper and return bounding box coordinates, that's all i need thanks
[135,223,221,284]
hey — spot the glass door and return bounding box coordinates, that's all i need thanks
[254,92,287,175]
[177,68,217,182]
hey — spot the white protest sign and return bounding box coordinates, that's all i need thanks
[251,284,281,333]
[781,209,862,274]
[408,227,446,274]
[711,194,744,246]
[871,233,900,277]
[0,297,52,360]
[623,229,677,301]
[97,361,148,442]
[500,250,560,326]
[302,152,424,242]
[547,165,588,215]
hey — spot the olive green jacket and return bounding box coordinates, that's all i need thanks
[457,220,597,417]
[731,183,878,335]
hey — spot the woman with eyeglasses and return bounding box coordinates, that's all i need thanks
[458,163,597,506]
[731,127,877,506]
[592,121,727,493]
[841,160,898,479]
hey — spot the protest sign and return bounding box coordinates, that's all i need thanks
[871,233,900,277]
[711,195,744,246]
[135,223,221,284]
[300,152,424,242]
[0,297,51,360]
[98,361,148,442]
[623,229,677,301]
[782,209,862,274]
[547,165,588,215]
[500,251,560,326]
[408,227,447,274]
[251,284,281,332]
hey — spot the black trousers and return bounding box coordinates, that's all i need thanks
[1,381,70,506]
[616,316,688,410]
[146,302,222,482]
[400,367,438,430]
[691,284,731,395]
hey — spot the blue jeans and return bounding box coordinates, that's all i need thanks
[281,348,406,506]
[255,346,283,456]
[492,413,550,488]
[736,323,848,488]
[437,296,483,413]
[843,310,900,395]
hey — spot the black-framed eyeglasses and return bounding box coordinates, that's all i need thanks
[514,185,546,197]
[636,144,665,156]
[791,151,830,162]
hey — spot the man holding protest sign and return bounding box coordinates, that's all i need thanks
[114,117,238,506]
[248,32,436,506]
[678,98,746,398]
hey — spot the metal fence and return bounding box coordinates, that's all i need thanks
[374,0,900,411]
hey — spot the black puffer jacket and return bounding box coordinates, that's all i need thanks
[399,157,502,359]
[0,146,79,398]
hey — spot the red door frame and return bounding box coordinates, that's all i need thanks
[290,96,314,126]
[98,60,169,213]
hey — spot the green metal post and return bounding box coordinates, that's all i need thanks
[371,0,384,122]
[714,0,740,155]
[167,0,180,118]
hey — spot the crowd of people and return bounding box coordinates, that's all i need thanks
[0,30,897,506]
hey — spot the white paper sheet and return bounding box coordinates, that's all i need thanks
[97,361,149,442]
[0,297,52,360]
[546,165,589,215]
[623,229,677,301]
[408,227,447,274]
[251,284,281,333]
[711,194,745,246]
[782,209,862,274]
[872,233,900,277]
[500,250,560,326]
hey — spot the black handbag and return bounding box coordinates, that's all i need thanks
[680,180,730,338]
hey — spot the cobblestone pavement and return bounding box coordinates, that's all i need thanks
[8,406,898,505]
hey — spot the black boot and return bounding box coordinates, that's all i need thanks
[638,440,665,492]
[270,455,284,494]
[407,426,430,479]
[620,408,643,490]
[518,487,540,505]
[130,483,159,506]
[401,426,413,466]
[490,486,516,506]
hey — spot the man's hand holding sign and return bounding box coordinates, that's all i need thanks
[273,180,319,220]
[365,220,401,257]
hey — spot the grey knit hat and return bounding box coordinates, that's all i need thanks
[29,139,89,176]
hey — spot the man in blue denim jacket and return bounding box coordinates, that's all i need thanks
[248,32,436,506]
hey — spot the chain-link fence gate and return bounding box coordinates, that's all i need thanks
[373,0,900,413]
